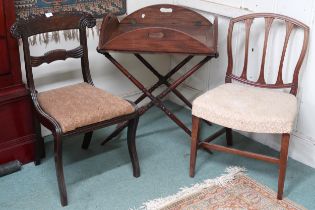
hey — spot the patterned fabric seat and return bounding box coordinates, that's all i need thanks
[192,83,297,134]
[38,83,135,133]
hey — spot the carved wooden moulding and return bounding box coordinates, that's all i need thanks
[98,4,218,55]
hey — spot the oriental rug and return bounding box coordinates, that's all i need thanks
[138,167,305,210]
[14,0,126,19]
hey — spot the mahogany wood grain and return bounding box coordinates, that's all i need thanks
[0,0,22,88]
[98,4,218,55]
[0,92,36,164]
[120,4,210,26]
[11,12,140,207]
[0,0,36,164]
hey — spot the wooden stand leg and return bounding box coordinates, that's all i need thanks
[127,117,140,178]
[81,131,93,150]
[54,133,68,206]
[101,122,127,145]
[277,133,290,200]
[190,116,201,177]
[226,127,233,146]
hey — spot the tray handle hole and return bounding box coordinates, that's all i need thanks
[160,8,173,13]
[149,32,165,39]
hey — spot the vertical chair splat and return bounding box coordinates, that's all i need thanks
[258,17,274,84]
[276,21,294,86]
[241,18,253,80]
[225,21,234,83]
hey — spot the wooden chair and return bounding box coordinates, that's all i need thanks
[11,12,140,206]
[190,13,309,200]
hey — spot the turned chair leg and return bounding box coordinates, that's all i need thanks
[81,131,93,150]
[277,133,290,200]
[127,117,140,178]
[54,133,68,206]
[226,127,233,146]
[34,117,45,166]
[190,116,201,177]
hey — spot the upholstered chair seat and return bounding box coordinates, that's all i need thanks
[192,83,297,134]
[38,83,135,133]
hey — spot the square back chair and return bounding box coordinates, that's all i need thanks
[190,13,309,200]
[11,12,140,206]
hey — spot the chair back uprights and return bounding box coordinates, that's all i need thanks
[225,13,309,95]
[10,12,96,93]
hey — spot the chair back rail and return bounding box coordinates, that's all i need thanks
[31,47,84,67]
[225,13,309,95]
[10,12,96,91]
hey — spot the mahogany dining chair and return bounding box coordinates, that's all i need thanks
[190,13,309,200]
[11,12,141,206]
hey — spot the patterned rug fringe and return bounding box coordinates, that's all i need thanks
[134,166,246,210]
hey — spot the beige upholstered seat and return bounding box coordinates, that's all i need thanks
[192,83,297,133]
[38,83,135,133]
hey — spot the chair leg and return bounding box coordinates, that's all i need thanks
[226,127,233,146]
[127,117,140,178]
[81,131,93,150]
[34,118,45,166]
[190,116,201,177]
[53,133,68,206]
[277,133,290,200]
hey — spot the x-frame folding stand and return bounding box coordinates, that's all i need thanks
[99,52,217,145]
[97,4,219,144]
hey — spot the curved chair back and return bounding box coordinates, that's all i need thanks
[225,13,309,95]
[11,12,96,93]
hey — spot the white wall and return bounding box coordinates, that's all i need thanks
[165,0,315,168]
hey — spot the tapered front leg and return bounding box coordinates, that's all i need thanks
[54,133,68,206]
[277,133,290,200]
[190,115,201,177]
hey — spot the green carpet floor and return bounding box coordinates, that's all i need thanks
[0,101,314,210]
